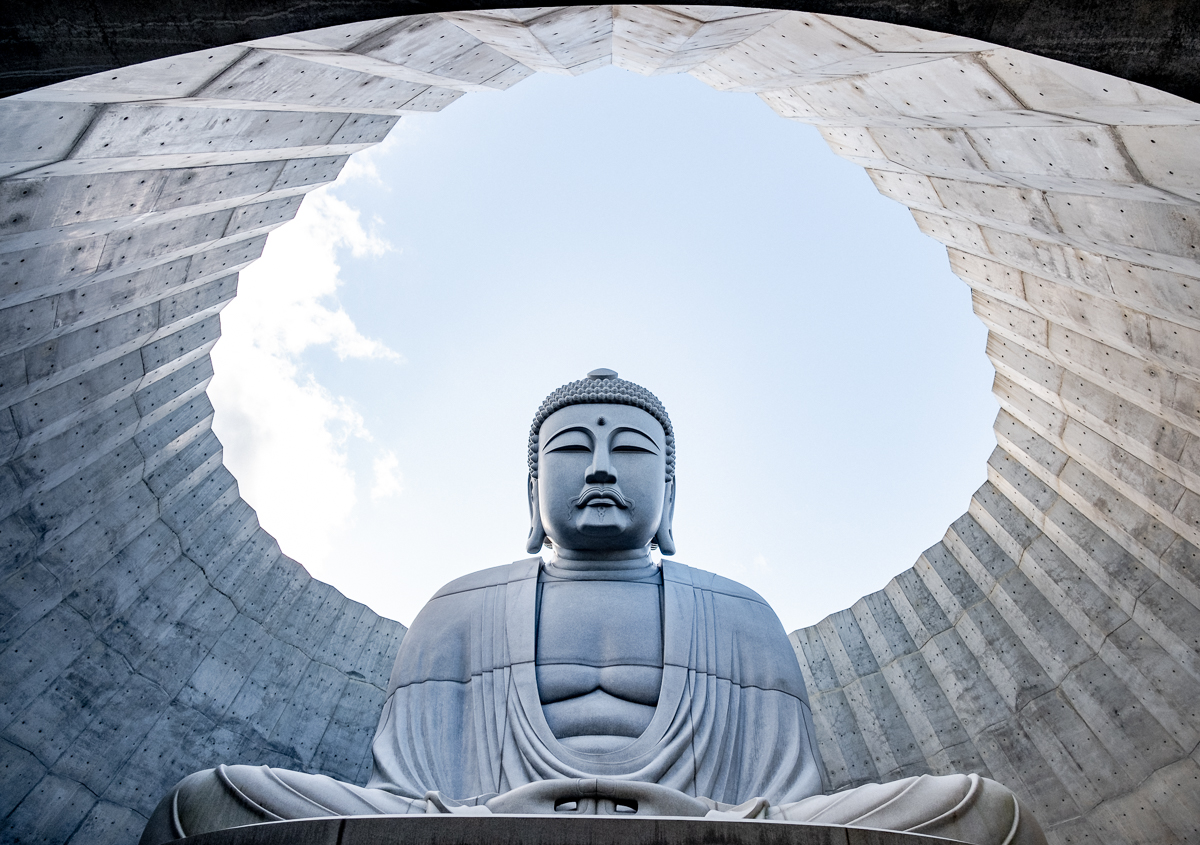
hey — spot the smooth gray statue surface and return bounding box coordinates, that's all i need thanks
[140,371,1046,845]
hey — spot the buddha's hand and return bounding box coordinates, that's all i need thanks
[482,778,712,816]
[423,792,494,816]
[702,796,770,820]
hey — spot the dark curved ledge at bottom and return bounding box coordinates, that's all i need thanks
[169,816,967,845]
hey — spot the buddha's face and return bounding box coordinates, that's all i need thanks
[536,403,668,553]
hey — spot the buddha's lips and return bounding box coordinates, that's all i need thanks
[571,487,634,510]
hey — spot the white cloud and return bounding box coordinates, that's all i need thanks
[371,450,404,501]
[209,157,401,574]
[233,188,396,362]
[336,129,396,185]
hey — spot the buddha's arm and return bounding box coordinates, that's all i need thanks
[768,773,1048,845]
[139,765,426,845]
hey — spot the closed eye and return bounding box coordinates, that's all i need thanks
[612,445,655,453]
[548,444,591,452]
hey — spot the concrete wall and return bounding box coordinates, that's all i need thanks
[1,6,1199,844]
[4,0,1200,102]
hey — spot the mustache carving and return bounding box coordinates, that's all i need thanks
[570,486,635,510]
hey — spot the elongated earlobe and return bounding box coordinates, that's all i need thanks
[526,475,547,554]
[653,479,676,556]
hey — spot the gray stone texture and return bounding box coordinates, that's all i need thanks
[4,0,1200,103]
[364,558,823,805]
[148,814,967,845]
[2,5,1200,845]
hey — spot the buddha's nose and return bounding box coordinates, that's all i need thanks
[586,468,617,485]
[585,451,617,485]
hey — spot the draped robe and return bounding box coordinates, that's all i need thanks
[140,558,1046,845]
[367,557,825,805]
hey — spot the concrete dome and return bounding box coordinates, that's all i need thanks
[1,5,1199,843]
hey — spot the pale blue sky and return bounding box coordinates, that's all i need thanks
[211,65,998,632]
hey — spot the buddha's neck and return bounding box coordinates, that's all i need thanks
[550,546,654,571]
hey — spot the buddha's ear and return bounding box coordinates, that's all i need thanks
[653,478,677,557]
[526,474,547,554]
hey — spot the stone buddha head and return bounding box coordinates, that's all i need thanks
[526,369,676,558]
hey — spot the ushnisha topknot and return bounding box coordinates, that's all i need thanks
[529,369,675,481]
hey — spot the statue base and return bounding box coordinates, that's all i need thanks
[170,815,965,845]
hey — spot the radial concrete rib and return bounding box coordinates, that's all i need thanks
[2,6,1200,845]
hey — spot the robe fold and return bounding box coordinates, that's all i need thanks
[139,557,1048,845]
[366,558,826,805]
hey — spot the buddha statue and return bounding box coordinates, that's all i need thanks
[140,370,1046,845]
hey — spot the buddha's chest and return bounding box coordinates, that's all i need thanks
[535,578,664,718]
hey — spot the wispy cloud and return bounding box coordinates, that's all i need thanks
[371,450,404,501]
[209,147,402,572]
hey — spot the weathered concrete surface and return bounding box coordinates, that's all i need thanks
[3,0,1200,102]
[2,6,1200,845]
[167,815,969,845]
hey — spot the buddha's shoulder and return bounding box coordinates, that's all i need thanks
[664,560,770,607]
[429,558,541,600]
[667,562,797,670]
